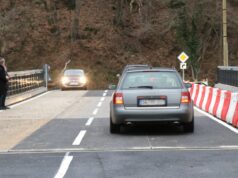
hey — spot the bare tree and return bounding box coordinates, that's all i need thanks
[71,0,80,41]
[130,0,143,14]
[47,0,59,35]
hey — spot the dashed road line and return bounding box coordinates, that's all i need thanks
[92,108,98,115]
[195,107,238,134]
[54,152,73,178]
[85,117,94,126]
[100,97,105,102]
[72,130,87,146]
[102,93,107,97]
[97,102,102,107]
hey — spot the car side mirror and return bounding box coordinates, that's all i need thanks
[108,84,117,90]
[184,83,192,89]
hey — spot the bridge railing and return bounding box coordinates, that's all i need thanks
[217,66,238,87]
[6,65,50,105]
[8,69,45,96]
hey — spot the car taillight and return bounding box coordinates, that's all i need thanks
[181,92,191,104]
[113,93,124,105]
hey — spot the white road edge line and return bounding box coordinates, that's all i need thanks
[54,152,73,178]
[195,107,238,134]
[93,108,98,115]
[85,117,94,126]
[72,130,87,146]
[9,91,51,109]
[100,97,105,102]
[97,102,102,107]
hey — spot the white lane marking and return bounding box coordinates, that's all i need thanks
[85,117,94,126]
[104,90,108,93]
[93,108,98,115]
[54,152,73,178]
[9,91,50,109]
[103,93,107,97]
[220,145,238,148]
[100,97,105,102]
[72,130,87,146]
[195,107,238,134]
[97,102,102,107]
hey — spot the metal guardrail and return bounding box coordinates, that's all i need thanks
[217,66,238,87]
[7,69,45,96]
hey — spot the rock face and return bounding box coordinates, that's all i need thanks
[0,0,237,89]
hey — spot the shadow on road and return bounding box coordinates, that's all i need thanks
[119,123,187,136]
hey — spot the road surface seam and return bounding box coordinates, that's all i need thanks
[6,146,238,154]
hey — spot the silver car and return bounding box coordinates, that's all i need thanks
[110,67,194,133]
[60,69,88,90]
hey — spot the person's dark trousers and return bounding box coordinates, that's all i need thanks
[2,94,6,107]
[0,94,3,109]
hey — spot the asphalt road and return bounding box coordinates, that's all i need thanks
[1,90,238,178]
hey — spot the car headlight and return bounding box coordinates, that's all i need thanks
[80,76,87,84]
[61,77,69,84]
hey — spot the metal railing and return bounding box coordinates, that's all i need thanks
[217,66,238,87]
[8,69,45,96]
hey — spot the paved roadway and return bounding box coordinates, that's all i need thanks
[0,90,238,178]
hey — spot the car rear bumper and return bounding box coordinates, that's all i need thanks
[111,103,193,124]
[61,83,87,89]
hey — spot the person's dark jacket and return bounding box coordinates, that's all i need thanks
[0,65,8,94]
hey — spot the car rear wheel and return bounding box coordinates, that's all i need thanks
[110,116,120,134]
[183,118,194,133]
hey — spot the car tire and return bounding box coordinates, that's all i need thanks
[183,118,194,133]
[110,116,120,134]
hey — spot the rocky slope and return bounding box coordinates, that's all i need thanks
[0,0,237,88]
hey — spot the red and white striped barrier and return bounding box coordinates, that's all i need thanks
[208,88,220,115]
[226,93,238,127]
[189,84,238,128]
[201,86,211,111]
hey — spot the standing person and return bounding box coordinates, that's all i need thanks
[0,57,9,110]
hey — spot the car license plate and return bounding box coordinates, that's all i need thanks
[69,82,79,86]
[139,99,166,106]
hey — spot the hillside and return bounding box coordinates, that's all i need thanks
[0,0,238,89]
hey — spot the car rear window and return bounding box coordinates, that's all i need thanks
[64,70,84,76]
[121,71,182,89]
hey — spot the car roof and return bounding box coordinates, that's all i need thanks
[65,69,84,71]
[63,69,85,75]
[126,67,177,73]
[122,64,150,73]
[124,64,149,68]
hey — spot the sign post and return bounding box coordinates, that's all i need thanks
[178,52,189,81]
